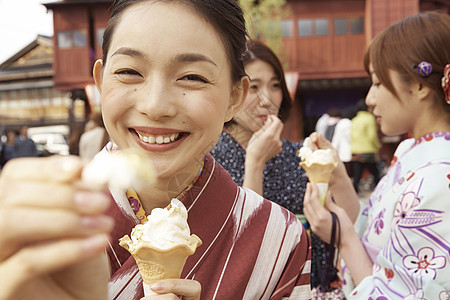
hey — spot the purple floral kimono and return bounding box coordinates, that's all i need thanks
[343,132,450,299]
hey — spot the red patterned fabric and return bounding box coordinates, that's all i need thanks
[107,154,311,299]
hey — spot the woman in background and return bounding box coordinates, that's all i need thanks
[211,40,340,295]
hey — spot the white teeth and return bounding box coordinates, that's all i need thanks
[138,132,180,144]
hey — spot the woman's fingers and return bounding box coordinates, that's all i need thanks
[1,156,83,183]
[0,234,108,298]
[304,183,333,244]
[148,279,201,300]
[0,208,113,260]
[3,182,111,214]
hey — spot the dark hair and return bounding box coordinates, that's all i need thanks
[89,112,105,128]
[243,40,292,122]
[102,0,247,85]
[364,11,450,110]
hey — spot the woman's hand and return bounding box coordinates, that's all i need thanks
[304,182,373,285]
[243,115,283,195]
[246,114,283,165]
[303,182,353,246]
[0,156,114,300]
[142,278,201,300]
[304,132,360,221]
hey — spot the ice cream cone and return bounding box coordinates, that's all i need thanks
[299,161,337,183]
[300,161,337,205]
[119,234,202,285]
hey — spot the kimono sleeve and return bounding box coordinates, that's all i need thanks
[348,163,450,299]
[271,221,312,300]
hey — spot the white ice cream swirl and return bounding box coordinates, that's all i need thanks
[130,199,192,250]
[298,137,336,164]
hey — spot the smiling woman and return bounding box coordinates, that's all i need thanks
[0,1,311,299]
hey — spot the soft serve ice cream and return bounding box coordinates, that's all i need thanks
[82,149,156,190]
[298,137,338,204]
[119,199,202,295]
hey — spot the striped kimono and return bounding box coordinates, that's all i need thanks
[106,153,311,299]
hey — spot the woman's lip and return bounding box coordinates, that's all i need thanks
[259,115,268,122]
[131,130,189,152]
[133,126,182,135]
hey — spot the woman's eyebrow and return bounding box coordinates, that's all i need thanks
[111,47,146,59]
[172,53,218,68]
[110,48,218,68]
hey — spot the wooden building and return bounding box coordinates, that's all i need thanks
[44,0,111,94]
[1,0,445,146]
[281,0,449,141]
[0,35,85,133]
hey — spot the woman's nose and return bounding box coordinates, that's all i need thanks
[365,86,376,107]
[257,91,271,107]
[135,80,177,120]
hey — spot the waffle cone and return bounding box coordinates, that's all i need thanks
[119,234,202,285]
[299,161,338,183]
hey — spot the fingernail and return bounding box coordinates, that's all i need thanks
[82,234,108,254]
[81,215,114,231]
[75,191,110,211]
[150,282,163,291]
[58,156,81,172]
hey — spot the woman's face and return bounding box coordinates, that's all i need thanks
[94,1,246,179]
[234,60,283,132]
[366,64,419,136]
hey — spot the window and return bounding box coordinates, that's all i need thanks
[315,19,328,36]
[57,30,88,48]
[73,30,87,47]
[57,31,72,48]
[97,28,105,46]
[334,18,347,35]
[298,19,312,36]
[351,17,364,34]
[280,20,294,37]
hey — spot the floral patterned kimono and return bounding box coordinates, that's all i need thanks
[343,132,450,299]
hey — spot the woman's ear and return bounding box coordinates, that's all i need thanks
[411,81,432,101]
[93,59,104,94]
[225,76,250,122]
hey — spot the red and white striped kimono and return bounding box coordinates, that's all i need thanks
[107,154,311,299]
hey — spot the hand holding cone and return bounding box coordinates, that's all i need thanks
[119,199,202,295]
[298,138,338,205]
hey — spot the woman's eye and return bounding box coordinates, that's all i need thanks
[372,82,381,87]
[115,69,141,76]
[272,82,281,89]
[249,84,259,91]
[180,74,208,83]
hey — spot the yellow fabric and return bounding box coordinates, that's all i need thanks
[351,111,380,154]
[126,161,204,223]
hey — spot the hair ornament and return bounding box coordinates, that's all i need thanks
[442,64,450,104]
[412,61,433,77]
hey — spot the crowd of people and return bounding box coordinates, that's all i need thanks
[0,125,38,169]
[0,1,449,299]
[317,99,383,194]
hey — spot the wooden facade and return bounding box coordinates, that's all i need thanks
[0,35,85,132]
[45,0,111,92]
[1,0,447,143]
